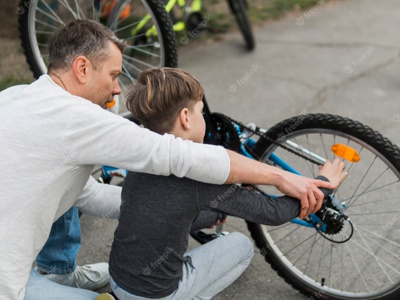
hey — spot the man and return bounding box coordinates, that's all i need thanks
[0,20,333,300]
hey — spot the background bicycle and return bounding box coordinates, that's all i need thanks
[18,0,178,116]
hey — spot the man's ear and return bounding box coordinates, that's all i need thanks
[72,56,90,84]
[179,108,190,130]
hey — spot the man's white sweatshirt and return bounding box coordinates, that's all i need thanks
[0,75,230,299]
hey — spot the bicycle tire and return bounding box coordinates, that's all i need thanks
[18,0,177,115]
[107,0,178,68]
[226,0,255,50]
[247,113,400,299]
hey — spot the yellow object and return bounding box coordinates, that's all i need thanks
[331,144,360,163]
[107,99,116,109]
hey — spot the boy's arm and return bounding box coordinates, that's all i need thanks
[225,150,334,219]
[198,176,333,226]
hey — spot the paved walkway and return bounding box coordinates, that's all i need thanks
[79,1,400,299]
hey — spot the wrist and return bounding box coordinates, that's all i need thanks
[266,165,285,187]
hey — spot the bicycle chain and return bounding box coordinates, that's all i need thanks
[220,114,324,166]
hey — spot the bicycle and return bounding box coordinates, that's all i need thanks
[97,94,400,299]
[109,0,255,50]
[18,0,178,117]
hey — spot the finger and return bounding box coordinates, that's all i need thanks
[299,195,309,219]
[340,171,349,183]
[313,179,334,189]
[312,187,324,213]
[307,189,316,217]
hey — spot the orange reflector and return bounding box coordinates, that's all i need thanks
[107,99,116,109]
[331,144,360,163]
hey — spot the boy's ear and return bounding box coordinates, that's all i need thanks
[179,108,190,130]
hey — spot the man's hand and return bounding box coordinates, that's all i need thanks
[318,158,348,189]
[275,172,334,219]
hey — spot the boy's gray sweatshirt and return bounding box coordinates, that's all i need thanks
[109,173,332,298]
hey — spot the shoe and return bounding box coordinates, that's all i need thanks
[96,293,115,300]
[39,263,109,290]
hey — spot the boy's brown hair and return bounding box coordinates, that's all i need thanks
[126,68,204,135]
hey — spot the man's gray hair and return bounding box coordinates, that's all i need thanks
[47,19,125,72]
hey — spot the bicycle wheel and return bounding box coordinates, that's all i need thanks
[226,0,255,50]
[247,114,400,299]
[18,0,177,116]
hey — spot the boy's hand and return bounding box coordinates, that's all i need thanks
[318,158,348,189]
[276,173,333,219]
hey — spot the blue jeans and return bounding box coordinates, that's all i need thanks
[36,207,81,274]
[110,232,254,300]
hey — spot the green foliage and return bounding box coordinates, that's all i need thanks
[0,75,32,92]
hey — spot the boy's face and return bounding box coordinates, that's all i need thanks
[187,100,206,143]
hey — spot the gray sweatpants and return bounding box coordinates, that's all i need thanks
[110,232,254,300]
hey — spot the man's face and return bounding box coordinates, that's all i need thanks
[86,42,122,109]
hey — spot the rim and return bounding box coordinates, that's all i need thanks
[27,0,166,115]
[257,128,400,298]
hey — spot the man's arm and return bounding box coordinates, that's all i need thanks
[74,176,121,218]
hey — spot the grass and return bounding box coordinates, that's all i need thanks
[0,75,33,91]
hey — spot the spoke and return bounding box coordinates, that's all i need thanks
[305,134,316,177]
[316,238,325,281]
[341,243,344,291]
[282,232,318,257]
[294,136,314,177]
[329,242,333,286]
[125,45,160,58]
[126,42,160,48]
[122,31,148,42]
[332,135,336,161]
[38,0,65,24]
[121,63,136,83]
[350,211,400,216]
[353,225,385,287]
[320,133,329,160]
[345,243,370,292]
[273,225,303,244]
[121,59,144,74]
[35,30,55,35]
[348,167,390,208]
[113,16,151,34]
[350,195,400,208]
[264,222,293,233]
[109,2,145,29]
[360,232,397,283]
[35,17,59,30]
[342,180,400,202]
[75,0,87,19]
[349,238,400,276]
[303,233,320,275]
[36,6,64,25]
[357,225,400,248]
[91,0,97,21]
[122,54,158,69]
[58,0,78,19]
[347,156,377,207]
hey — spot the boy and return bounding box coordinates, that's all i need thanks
[108,68,347,300]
